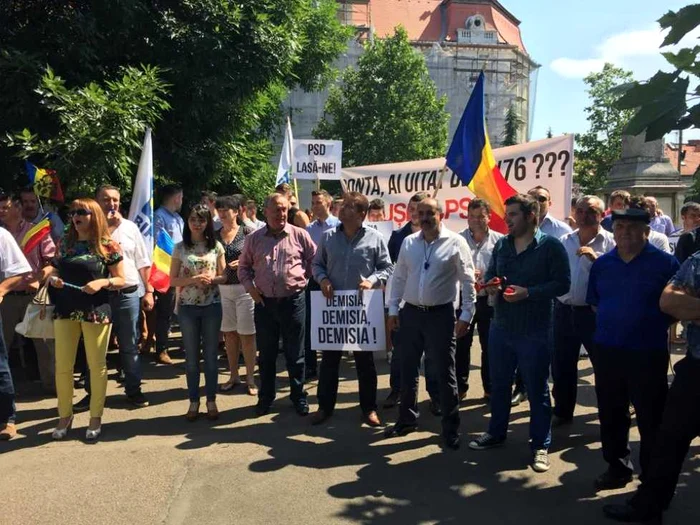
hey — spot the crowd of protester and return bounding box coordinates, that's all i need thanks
[1,181,699,523]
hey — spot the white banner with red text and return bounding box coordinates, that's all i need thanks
[341,135,574,233]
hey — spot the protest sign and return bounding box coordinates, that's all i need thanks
[342,135,574,232]
[668,231,682,255]
[293,139,342,180]
[311,290,386,351]
[363,220,394,243]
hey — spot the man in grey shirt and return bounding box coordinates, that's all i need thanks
[310,192,393,427]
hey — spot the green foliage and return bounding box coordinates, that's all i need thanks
[574,64,635,193]
[314,26,449,167]
[501,104,524,146]
[612,5,700,140]
[5,65,170,196]
[0,0,351,200]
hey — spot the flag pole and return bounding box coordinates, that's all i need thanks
[433,162,448,198]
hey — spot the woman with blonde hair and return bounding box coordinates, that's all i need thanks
[48,198,125,442]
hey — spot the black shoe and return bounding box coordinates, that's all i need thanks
[116,369,126,384]
[383,390,400,409]
[443,434,461,450]
[602,503,662,524]
[294,401,309,416]
[429,400,442,416]
[468,433,505,450]
[127,392,150,408]
[551,414,573,428]
[511,391,527,407]
[74,395,91,412]
[254,401,271,417]
[595,468,633,491]
[383,423,417,438]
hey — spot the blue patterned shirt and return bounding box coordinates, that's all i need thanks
[669,253,700,360]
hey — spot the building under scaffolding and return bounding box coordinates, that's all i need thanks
[283,0,539,184]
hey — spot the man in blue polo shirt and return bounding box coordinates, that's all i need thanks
[586,208,680,492]
[603,252,700,523]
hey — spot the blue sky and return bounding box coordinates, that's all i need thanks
[506,0,696,142]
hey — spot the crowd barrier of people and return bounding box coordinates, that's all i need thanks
[1,183,699,523]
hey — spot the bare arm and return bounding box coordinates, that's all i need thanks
[660,284,700,321]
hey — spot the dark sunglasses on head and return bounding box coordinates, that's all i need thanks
[68,209,92,217]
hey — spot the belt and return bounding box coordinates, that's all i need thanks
[261,291,303,303]
[557,302,591,311]
[111,285,139,295]
[404,302,452,312]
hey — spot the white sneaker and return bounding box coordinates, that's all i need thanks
[532,449,550,472]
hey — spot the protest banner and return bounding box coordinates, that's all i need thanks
[363,220,394,243]
[668,231,682,255]
[293,139,343,180]
[342,135,574,232]
[311,290,386,351]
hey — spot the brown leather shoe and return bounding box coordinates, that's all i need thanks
[364,410,381,427]
[310,409,330,425]
[206,401,219,421]
[185,402,200,422]
[0,423,17,440]
[157,351,173,365]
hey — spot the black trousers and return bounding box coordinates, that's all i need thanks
[255,293,306,405]
[593,345,669,477]
[154,288,176,354]
[630,356,700,514]
[304,280,320,374]
[397,304,459,439]
[317,351,377,415]
[455,297,493,395]
[552,303,597,420]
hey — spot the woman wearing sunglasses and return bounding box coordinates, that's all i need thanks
[169,204,226,421]
[48,199,125,442]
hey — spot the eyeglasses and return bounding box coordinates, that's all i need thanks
[68,209,92,217]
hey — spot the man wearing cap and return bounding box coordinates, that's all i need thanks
[586,208,680,491]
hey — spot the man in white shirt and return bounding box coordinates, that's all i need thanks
[528,186,573,239]
[646,196,675,236]
[457,198,503,401]
[553,196,615,426]
[95,185,153,408]
[627,196,671,253]
[385,198,476,450]
[0,226,33,440]
[245,199,266,230]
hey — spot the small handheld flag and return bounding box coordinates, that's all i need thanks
[276,117,293,186]
[20,214,51,255]
[149,228,174,293]
[25,161,64,202]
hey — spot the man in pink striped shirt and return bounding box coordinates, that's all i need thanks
[239,193,316,417]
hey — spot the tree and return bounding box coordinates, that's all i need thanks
[546,127,553,139]
[314,26,449,167]
[613,5,700,140]
[573,63,635,193]
[501,104,524,146]
[0,0,351,199]
[5,66,170,196]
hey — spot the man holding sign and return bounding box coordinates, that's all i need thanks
[310,192,393,427]
[385,198,476,450]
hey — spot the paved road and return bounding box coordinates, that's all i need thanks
[2,340,699,525]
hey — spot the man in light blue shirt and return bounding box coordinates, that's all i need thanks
[303,189,340,378]
[528,186,573,239]
[149,184,184,365]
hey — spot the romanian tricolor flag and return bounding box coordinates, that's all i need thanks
[149,228,174,293]
[25,161,64,202]
[20,214,51,255]
[445,71,517,234]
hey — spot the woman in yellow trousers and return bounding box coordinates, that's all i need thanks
[48,198,125,442]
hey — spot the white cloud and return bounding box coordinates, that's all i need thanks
[550,26,700,79]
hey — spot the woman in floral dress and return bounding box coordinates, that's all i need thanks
[169,204,226,421]
[48,198,125,442]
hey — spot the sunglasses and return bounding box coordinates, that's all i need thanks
[68,209,92,217]
[534,195,548,203]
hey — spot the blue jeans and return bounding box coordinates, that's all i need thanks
[179,303,222,402]
[109,290,142,397]
[255,292,306,406]
[488,324,552,451]
[0,313,16,424]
